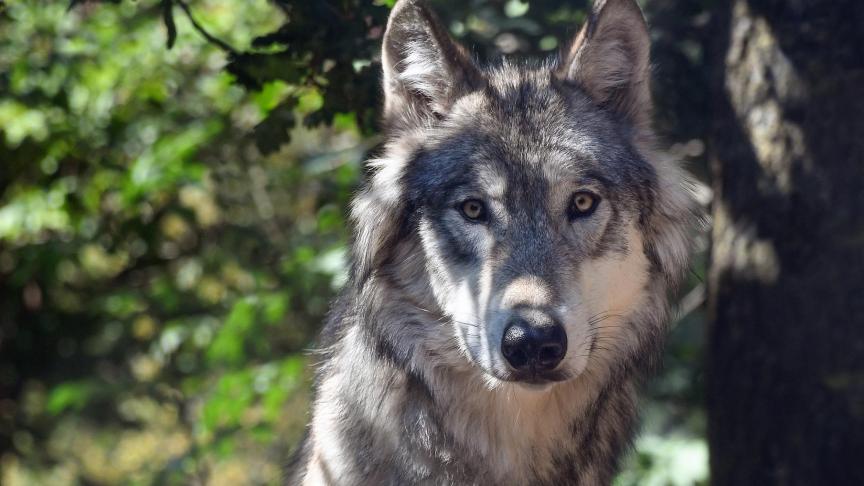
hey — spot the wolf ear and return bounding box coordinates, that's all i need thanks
[382,0,482,127]
[557,0,652,128]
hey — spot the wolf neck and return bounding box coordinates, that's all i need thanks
[423,357,627,481]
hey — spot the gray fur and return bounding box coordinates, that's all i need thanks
[289,0,699,484]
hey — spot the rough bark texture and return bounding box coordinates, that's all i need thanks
[707,1,864,485]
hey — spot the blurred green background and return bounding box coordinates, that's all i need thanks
[0,1,712,484]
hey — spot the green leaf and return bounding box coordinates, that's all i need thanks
[46,381,97,415]
[207,298,257,365]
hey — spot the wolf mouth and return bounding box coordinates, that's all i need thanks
[485,365,572,386]
[470,350,578,388]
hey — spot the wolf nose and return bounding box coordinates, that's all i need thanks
[501,318,567,372]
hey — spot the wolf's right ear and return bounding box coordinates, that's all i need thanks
[382,0,482,127]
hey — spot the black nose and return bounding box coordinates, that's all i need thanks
[501,317,567,372]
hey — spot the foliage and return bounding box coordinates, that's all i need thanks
[0,0,713,484]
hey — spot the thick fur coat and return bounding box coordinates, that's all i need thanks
[288,0,699,484]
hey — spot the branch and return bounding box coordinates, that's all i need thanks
[174,0,238,55]
[672,282,705,327]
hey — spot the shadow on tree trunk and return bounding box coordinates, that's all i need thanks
[707,1,864,485]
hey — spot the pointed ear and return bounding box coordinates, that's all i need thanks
[382,0,482,127]
[556,0,652,128]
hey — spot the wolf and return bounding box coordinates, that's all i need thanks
[288,0,699,484]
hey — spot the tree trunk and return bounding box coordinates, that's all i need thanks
[707,1,864,484]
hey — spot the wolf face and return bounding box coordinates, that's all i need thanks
[351,0,697,391]
[402,83,661,387]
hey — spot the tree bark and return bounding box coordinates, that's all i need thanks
[707,1,864,484]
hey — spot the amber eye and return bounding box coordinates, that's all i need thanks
[459,199,487,222]
[569,191,600,218]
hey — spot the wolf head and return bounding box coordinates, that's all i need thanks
[351,0,697,389]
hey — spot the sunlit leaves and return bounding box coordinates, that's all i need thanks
[0,1,335,483]
[208,299,255,365]
[0,101,50,146]
[0,181,74,243]
[615,435,709,486]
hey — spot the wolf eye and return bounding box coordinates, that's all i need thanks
[459,199,487,222]
[569,191,600,218]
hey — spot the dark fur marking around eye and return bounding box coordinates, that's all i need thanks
[592,204,628,258]
[431,213,478,265]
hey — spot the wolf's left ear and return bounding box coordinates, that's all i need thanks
[557,0,652,129]
[382,0,482,127]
